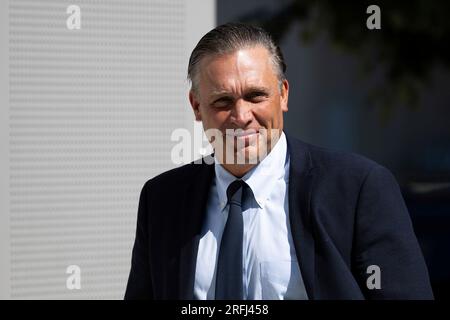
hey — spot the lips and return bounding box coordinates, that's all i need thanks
[225,128,260,137]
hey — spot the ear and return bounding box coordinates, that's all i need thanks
[189,90,202,121]
[280,79,289,112]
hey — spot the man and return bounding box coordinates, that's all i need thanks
[125,23,433,299]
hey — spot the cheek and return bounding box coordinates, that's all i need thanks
[254,101,281,126]
[202,108,229,127]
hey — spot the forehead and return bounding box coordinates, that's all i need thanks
[198,46,278,93]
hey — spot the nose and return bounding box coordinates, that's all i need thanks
[230,99,253,128]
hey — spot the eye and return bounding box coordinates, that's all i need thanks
[245,91,268,103]
[212,97,233,108]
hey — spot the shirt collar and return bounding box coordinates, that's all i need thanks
[214,132,289,211]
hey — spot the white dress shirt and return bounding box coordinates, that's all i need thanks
[193,132,308,300]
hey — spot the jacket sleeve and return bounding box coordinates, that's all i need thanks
[124,181,153,299]
[352,164,434,299]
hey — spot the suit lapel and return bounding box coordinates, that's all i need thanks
[178,157,215,299]
[176,136,316,299]
[286,133,317,299]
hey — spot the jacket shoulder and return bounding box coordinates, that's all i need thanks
[288,135,386,181]
[308,143,379,172]
[140,157,213,196]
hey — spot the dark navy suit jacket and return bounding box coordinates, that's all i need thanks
[125,134,433,299]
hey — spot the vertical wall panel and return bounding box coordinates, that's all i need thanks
[4,0,215,299]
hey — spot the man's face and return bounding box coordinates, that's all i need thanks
[189,46,289,169]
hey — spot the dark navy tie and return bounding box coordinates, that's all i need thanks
[215,180,247,300]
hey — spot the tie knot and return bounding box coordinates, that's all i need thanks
[226,180,247,205]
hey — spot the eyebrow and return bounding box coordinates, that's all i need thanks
[209,86,270,98]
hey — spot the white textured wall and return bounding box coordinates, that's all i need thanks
[1,0,215,299]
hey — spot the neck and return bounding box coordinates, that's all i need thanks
[216,131,284,178]
[220,163,256,178]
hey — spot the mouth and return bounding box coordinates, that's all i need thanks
[223,129,260,150]
[225,128,260,138]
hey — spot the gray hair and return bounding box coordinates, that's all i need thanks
[187,22,287,93]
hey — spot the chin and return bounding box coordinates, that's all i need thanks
[234,146,260,165]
